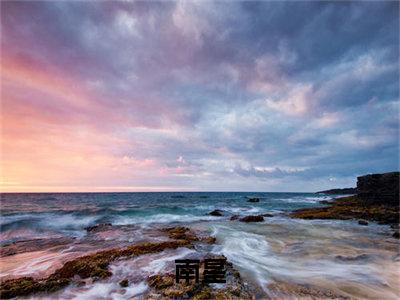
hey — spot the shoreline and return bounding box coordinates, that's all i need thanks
[290,196,399,238]
[0,187,399,299]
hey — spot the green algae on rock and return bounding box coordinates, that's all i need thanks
[0,227,214,299]
[146,255,254,300]
[290,195,399,225]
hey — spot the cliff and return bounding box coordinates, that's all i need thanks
[291,172,400,232]
[357,172,399,205]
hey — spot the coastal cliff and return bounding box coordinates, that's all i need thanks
[357,172,399,204]
[291,172,399,227]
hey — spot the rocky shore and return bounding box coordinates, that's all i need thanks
[1,173,398,299]
[291,172,399,236]
[0,227,215,299]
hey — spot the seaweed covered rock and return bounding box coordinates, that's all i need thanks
[146,255,254,299]
[161,226,199,242]
[290,195,399,225]
[267,281,351,299]
[0,277,71,299]
[0,228,211,299]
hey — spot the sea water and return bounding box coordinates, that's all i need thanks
[1,192,398,299]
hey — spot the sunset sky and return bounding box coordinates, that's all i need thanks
[1,1,399,192]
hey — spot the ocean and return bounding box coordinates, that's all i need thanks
[1,192,398,299]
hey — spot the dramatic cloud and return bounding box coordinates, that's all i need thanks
[1,1,398,192]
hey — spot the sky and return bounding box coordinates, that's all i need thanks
[1,1,399,192]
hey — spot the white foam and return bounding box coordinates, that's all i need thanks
[113,213,220,226]
[211,224,396,293]
[57,281,147,300]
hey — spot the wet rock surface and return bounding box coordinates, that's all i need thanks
[290,196,399,226]
[335,254,370,262]
[246,197,260,202]
[230,215,240,221]
[146,255,255,299]
[209,209,223,216]
[358,219,369,226]
[119,279,129,287]
[267,281,352,299]
[260,213,274,217]
[0,226,215,299]
[85,223,113,233]
[0,237,75,257]
[239,215,264,222]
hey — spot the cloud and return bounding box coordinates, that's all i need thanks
[1,1,398,192]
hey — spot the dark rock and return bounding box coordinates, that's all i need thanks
[230,215,240,221]
[316,188,357,195]
[85,223,112,233]
[239,215,264,222]
[119,279,129,287]
[335,254,369,262]
[260,213,274,217]
[200,236,216,244]
[393,231,400,239]
[358,220,368,226]
[319,200,333,205]
[209,209,223,216]
[247,197,260,202]
[357,172,399,204]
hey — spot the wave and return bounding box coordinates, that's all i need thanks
[113,213,221,226]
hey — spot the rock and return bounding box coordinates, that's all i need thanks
[161,226,199,242]
[358,220,368,226]
[357,172,399,204]
[335,254,369,262]
[267,281,350,299]
[200,236,216,244]
[247,197,260,202]
[316,188,357,195]
[260,213,274,217]
[85,223,112,233]
[230,215,240,221]
[290,195,399,225]
[393,230,400,239]
[239,215,264,222]
[146,255,254,299]
[209,209,223,216]
[119,279,129,287]
[0,237,75,257]
[319,200,333,205]
[0,238,201,299]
